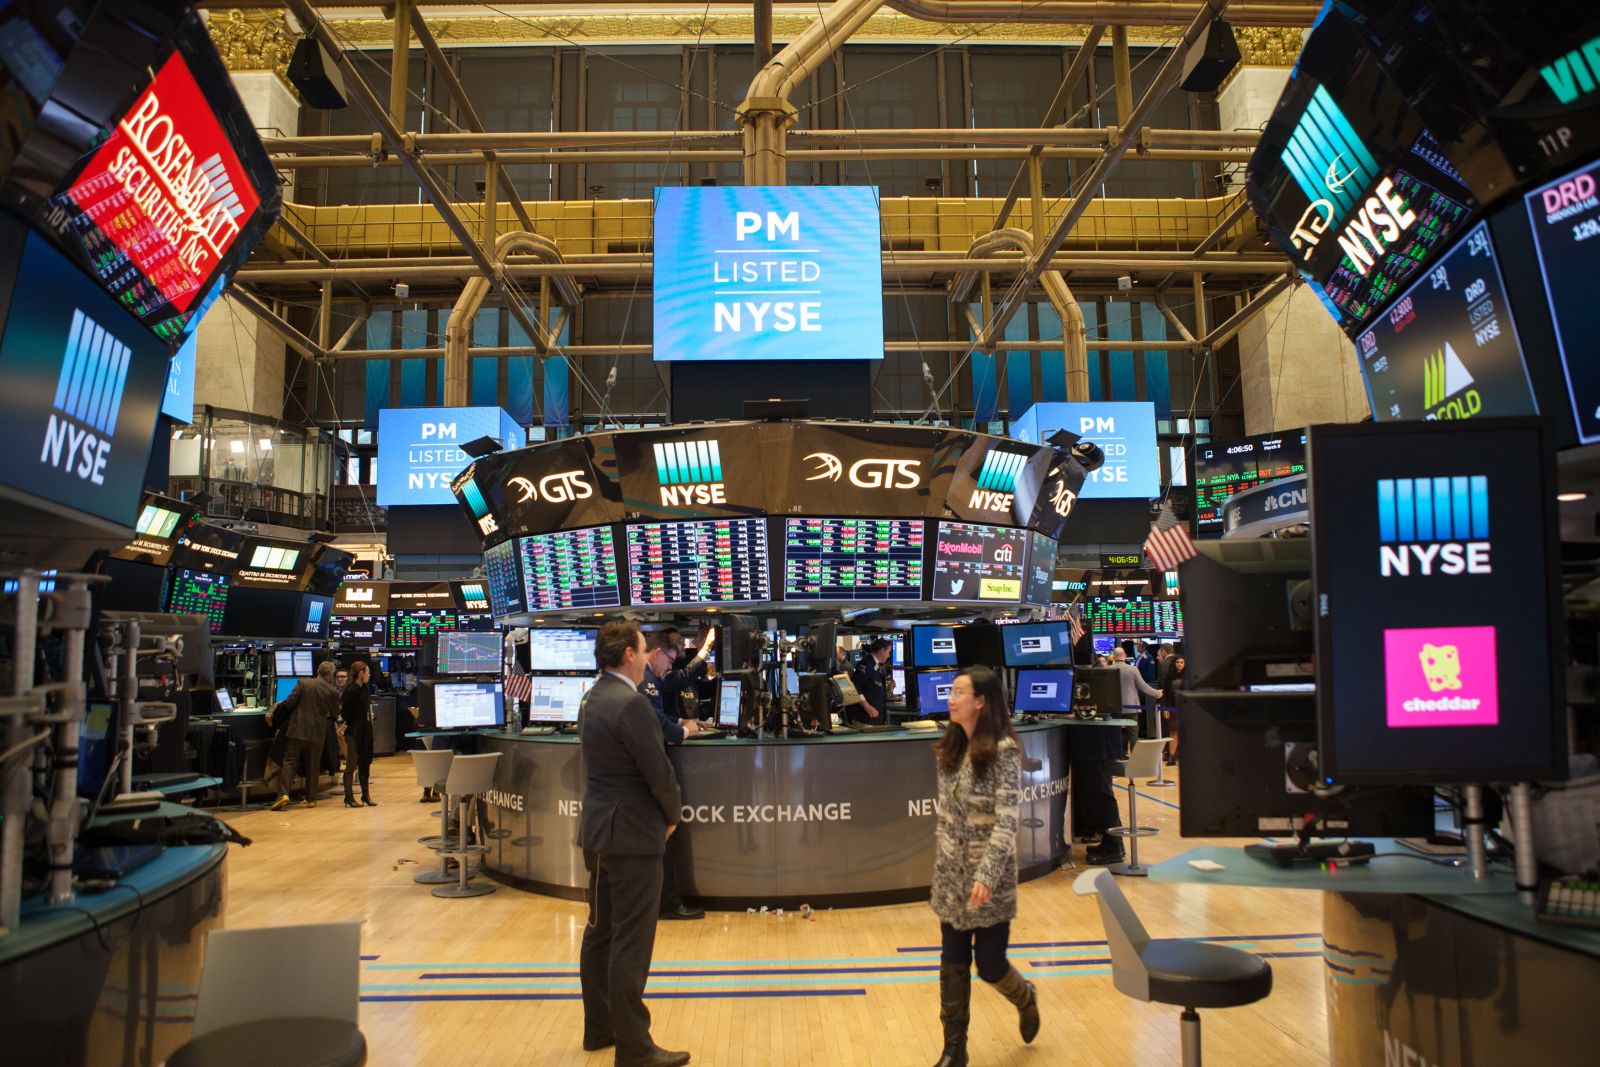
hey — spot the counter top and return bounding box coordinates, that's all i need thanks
[481,717,1133,746]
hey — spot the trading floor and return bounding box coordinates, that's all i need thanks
[225,759,1326,1067]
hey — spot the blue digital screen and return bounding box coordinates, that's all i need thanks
[162,332,196,424]
[912,625,958,667]
[916,669,957,716]
[376,407,524,506]
[1014,669,1074,713]
[1001,621,1076,667]
[652,186,885,361]
[1011,402,1160,499]
[274,676,298,703]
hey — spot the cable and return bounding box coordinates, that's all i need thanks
[0,729,49,765]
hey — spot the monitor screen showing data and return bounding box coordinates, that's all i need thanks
[717,678,743,727]
[1194,432,1306,538]
[1014,668,1075,713]
[1153,600,1183,635]
[292,650,314,677]
[168,569,230,634]
[781,517,924,601]
[332,616,386,645]
[437,632,502,675]
[916,670,957,715]
[517,526,622,612]
[484,540,526,617]
[931,521,1027,603]
[1001,621,1076,667]
[389,609,459,649]
[1525,159,1600,444]
[524,676,594,724]
[433,682,505,730]
[274,650,294,676]
[912,625,958,667]
[527,629,598,673]
[625,517,770,607]
[1086,597,1156,635]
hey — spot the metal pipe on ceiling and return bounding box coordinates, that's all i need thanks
[267,145,1253,168]
[324,337,1202,361]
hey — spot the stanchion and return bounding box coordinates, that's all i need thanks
[1146,704,1176,788]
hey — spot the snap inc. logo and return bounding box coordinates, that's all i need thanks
[802,451,921,489]
[654,439,725,506]
[43,309,131,486]
[1377,475,1491,577]
[970,449,1028,513]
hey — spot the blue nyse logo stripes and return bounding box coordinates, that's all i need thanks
[55,309,131,436]
[1377,476,1489,544]
[977,450,1026,493]
[1283,85,1380,224]
[654,440,724,486]
[461,479,491,518]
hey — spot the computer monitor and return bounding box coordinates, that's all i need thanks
[716,677,743,728]
[725,614,761,671]
[1093,636,1116,657]
[274,676,298,703]
[1001,621,1075,667]
[916,670,957,716]
[1013,668,1074,713]
[954,623,1005,669]
[524,675,592,725]
[215,688,234,712]
[274,650,294,676]
[888,667,906,703]
[437,632,503,675]
[432,681,506,730]
[1180,540,1313,690]
[891,637,905,667]
[292,650,314,677]
[782,667,800,695]
[526,628,597,673]
[912,625,957,668]
[1071,667,1123,718]
[797,673,832,728]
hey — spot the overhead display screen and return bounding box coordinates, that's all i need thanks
[527,629,598,673]
[1355,221,1536,423]
[625,517,770,607]
[652,186,884,362]
[389,608,459,650]
[781,517,924,602]
[1025,531,1056,605]
[167,568,229,634]
[332,615,385,645]
[1309,420,1562,784]
[517,526,621,612]
[1086,597,1155,635]
[930,521,1027,603]
[483,539,526,617]
[1153,600,1184,635]
[1009,402,1159,499]
[1525,159,1600,444]
[1194,431,1306,537]
[376,407,524,508]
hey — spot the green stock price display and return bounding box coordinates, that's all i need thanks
[388,609,459,649]
[1086,597,1155,635]
[626,518,770,607]
[782,517,925,602]
[517,526,622,612]
[168,569,230,634]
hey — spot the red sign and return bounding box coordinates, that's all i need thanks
[62,50,260,317]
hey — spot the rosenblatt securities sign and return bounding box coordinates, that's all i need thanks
[61,50,262,325]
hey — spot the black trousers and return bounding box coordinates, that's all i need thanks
[343,724,374,800]
[580,850,665,1060]
[941,921,1012,983]
[283,739,322,801]
[1070,758,1119,841]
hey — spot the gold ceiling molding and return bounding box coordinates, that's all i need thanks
[206,9,298,75]
[1232,26,1304,67]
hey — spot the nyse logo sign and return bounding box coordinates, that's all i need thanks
[508,470,594,505]
[1283,85,1380,252]
[803,451,922,490]
[654,439,726,506]
[970,450,1028,513]
[459,478,499,536]
[1377,476,1491,577]
[42,309,130,486]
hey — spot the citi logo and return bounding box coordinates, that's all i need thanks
[803,451,921,489]
[1284,86,1379,230]
[1378,476,1491,577]
[1422,342,1481,420]
[507,470,593,505]
[654,439,725,507]
[994,543,1015,563]
[43,309,130,485]
[970,449,1028,513]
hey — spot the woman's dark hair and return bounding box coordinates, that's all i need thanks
[933,665,1020,777]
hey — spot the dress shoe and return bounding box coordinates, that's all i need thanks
[1085,847,1124,866]
[363,796,378,806]
[270,796,290,812]
[659,902,705,921]
[581,1033,615,1052]
[344,798,360,808]
[304,800,318,808]
[615,1048,690,1067]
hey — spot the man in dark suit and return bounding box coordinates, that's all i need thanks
[578,619,691,1067]
[267,660,341,810]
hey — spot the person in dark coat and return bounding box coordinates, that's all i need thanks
[267,660,340,810]
[847,639,892,725]
[341,660,376,807]
[577,619,690,1067]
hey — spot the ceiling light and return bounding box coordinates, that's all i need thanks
[258,438,273,451]
[1558,492,1587,502]
[229,439,245,454]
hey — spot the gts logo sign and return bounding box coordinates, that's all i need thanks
[1049,481,1077,518]
[803,452,922,490]
[508,470,593,505]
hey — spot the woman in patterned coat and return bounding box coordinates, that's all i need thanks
[928,665,1040,1067]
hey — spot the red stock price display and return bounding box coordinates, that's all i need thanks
[517,526,621,612]
[782,517,925,602]
[1086,597,1155,635]
[626,518,770,607]
[388,609,459,650]
[167,568,229,634]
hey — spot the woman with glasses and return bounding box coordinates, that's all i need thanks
[929,665,1039,1067]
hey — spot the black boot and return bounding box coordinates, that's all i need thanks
[992,965,1040,1044]
[932,963,970,1067]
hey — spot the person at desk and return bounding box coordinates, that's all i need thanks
[578,619,690,1067]
[267,661,340,811]
[656,626,715,723]
[641,634,706,922]
[847,639,892,726]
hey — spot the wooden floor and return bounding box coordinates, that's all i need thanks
[221,758,1329,1067]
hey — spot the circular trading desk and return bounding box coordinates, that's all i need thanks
[472,721,1083,909]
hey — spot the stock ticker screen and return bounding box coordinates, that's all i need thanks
[1525,159,1600,445]
[1194,432,1306,537]
[1153,600,1184,635]
[484,539,526,617]
[388,608,459,649]
[781,517,925,602]
[517,527,622,612]
[930,521,1027,603]
[331,615,386,645]
[167,569,230,634]
[1086,597,1155,635]
[626,518,770,607]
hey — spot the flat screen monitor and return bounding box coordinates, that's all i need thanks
[716,677,743,728]
[1180,541,1313,690]
[1086,597,1156,635]
[274,676,298,703]
[1524,158,1600,444]
[292,651,314,677]
[954,623,1005,669]
[624,517,770,607]
[332,615,386,645]
[102,558,170,613]
[524,676,592,725]
[274,650,295,676]
[891,637,905,667]
[167,569,230,634]
[517,526,622,612]
[930,521,1027,603]
[1025,531,1056,605]
[888,667,906,703]
[1014,669,1075,713]
[215,688,233,712]
[1093,636,1117,657]
[298,595,332,641]
[1153,600,1184,636]
[456,613,496,633]
[1194,431,1308,538]
[1001,621,1076,667]
[389,608,459,650]
[780,517,925,601]
[527,629,597,673]
[438,632,502,675]
[912,625,958,668]
[431,681,505,730]
[484,539,527,617]
[916,670,957,716]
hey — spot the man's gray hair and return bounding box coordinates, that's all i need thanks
[317,660,337,681]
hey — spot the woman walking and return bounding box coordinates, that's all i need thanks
[341,660,377,808]
[929,665,1039,1067]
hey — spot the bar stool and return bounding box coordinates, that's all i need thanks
[410,750,455,886]
[1106,739,1167,877]
[433,753,502,899]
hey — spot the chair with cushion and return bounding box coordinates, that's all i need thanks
[1074,868,1271,1067]
[432,753,502,899]
[410,750,455,885]
[165,921,366,1067]
[1105,738,1167,877]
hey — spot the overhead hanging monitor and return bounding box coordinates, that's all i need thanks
[524,675,593,725]
[526,628,597,673]
[332,616,385,645]
[484,539,527,617]
[437,631,502,675]
[624,517,770,607]
[930,521,1027,603]
[1085,597,1156,635]
[517,526,622,612]
[1014,668,1075,713]
[1024,531,1057,605]
[780,516,925,602]
[167,568,230,634]
[388,608,459,650]
[1524,157,1600,445]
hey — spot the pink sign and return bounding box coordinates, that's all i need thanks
[1383,625,1499,728]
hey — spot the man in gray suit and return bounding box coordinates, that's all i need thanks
[268,660,340,809]
[578,619,690,1067]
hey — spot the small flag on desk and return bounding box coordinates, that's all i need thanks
[1144,502,1197,573]
[504,670,533,704]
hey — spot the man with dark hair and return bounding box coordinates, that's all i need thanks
[268,659,340,810]
[848,638,892,726]
[578,619,690,1067]
[652,625,715,722]
[641,632,706,922]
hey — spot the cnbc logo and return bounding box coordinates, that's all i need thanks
[1421,342,1482,420]
[654,439,725,506]
[43,309,130,485]
[458,477,499,535]
[970,449,1028,514]
[1377,475,1491,578]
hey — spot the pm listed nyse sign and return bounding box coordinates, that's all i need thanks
[652,187,885,361]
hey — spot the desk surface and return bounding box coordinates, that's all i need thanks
[482,717,1131,747]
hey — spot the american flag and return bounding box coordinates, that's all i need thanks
[1064,602,1086,646]
[504,670,533,704]
[1144,502,1197,573]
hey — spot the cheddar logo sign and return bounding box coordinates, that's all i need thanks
[1384,625,1499,728]
[1377,476,1491,578]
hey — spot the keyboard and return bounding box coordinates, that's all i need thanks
[686,730,724,740]
[852,724,896,733]
[1536,876,1600,929]
[520,726,557,736]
